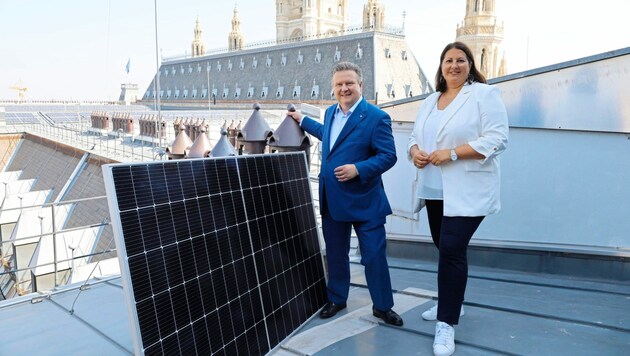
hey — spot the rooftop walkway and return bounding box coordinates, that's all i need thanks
[2,252,628,355]
[274,256,630,355]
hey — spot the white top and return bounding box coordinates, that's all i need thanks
[418,104,443,199]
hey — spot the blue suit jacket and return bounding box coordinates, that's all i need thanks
[301,98,397,222]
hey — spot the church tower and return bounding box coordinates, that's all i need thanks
[228,5,245,51]
[363,0,385,32]
[276,0,348,42]
[455,0,506,78]
[191,17,205,57]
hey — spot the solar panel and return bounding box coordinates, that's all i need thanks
[103,152,327,355]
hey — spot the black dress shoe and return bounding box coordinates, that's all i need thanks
[372,308,404,326]
[320,302,347,319]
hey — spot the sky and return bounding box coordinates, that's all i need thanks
[0,0,628,101]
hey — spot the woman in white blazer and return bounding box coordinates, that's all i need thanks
[407,42,509,356]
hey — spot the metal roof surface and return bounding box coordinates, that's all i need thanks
[1,253,628,355]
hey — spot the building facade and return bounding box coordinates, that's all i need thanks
[141,1,432,106]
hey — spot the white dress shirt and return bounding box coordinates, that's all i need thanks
[329,98,362,151]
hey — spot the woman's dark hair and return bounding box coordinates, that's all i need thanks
[434,41,486,92]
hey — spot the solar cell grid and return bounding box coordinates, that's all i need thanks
[191,160,210,197]
[147,164,169,205]
[104,152,326,355]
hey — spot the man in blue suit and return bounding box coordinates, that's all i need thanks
[287,61,403,326]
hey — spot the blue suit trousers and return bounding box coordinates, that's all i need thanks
[322,214,394,311]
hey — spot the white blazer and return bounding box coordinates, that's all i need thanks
[407,82,509,217]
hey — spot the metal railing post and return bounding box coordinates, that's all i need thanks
[52,204,58,288]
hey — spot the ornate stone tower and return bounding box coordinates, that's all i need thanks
[191,17,205,57]
[456,0,506,78]
[275,0,348,42]
[363,0,385,32]
[228,5,245,51]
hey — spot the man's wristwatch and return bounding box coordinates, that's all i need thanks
[450,149,458,161]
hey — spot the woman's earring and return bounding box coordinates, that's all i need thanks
[439,76,445,83]
[468,73,474,83]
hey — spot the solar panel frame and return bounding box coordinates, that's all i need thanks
[104,152,326,355]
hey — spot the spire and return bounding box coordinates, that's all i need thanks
[456,0,504,78]
[231,4,241,32]
[228,3,244,51]
[276,0,348,42]
[402,10,406,35]
[363,0,385,32]
[467,0,496,15]
[194,16,202,40]
[191,16,205,57]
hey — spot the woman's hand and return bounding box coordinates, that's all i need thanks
[410,145,430,169]
[428,149,451,166]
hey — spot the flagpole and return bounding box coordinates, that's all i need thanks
[153,0,162,153]
[212,68,215,119]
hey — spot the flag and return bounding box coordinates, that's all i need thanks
[125,58,131,74]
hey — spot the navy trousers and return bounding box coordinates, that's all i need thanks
[322,214,394,311]
[426,199,484,325]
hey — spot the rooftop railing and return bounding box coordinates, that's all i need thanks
[0,196,114,300]
[0,109,325,300]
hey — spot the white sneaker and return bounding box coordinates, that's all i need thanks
[433,321,455,356]
[421,303,465,321]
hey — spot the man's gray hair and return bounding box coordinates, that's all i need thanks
[332,61,363,82]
